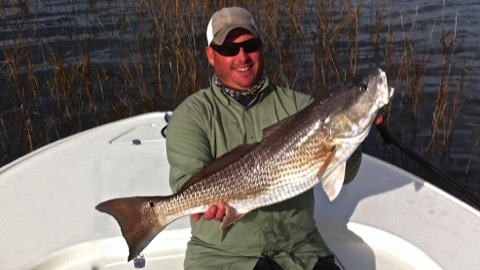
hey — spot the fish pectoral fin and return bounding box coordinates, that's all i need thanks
[321,162,346,201]
[220,204,245,229]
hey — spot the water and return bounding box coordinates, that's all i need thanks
[0,1,479,203]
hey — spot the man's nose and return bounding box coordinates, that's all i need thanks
[236,47,250,59]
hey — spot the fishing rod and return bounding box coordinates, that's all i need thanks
[376,124,480,210]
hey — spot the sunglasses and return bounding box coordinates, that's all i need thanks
[210,38,262,56]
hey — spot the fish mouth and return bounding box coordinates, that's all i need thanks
[376,71,395,107]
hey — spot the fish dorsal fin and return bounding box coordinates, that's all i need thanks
[179,143,259,193]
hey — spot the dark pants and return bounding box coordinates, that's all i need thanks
[253,255,340,270]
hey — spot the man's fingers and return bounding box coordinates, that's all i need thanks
[375,114,384,125]
[192,202,228,222]
[192,213,202,221]
[203,204,218,220]
[192,205,215,221]
[215,202,226,220]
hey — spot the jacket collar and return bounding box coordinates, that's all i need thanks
[210,77,272,108]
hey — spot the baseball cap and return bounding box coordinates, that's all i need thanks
[206,7,259,45]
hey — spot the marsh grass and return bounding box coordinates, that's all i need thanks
[0,0,476,192]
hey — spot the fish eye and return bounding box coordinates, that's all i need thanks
[149,201,155,207]
[359,83,368,92]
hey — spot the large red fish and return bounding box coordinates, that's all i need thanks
[96,67,394,261]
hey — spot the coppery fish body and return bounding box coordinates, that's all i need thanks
[96,68,394,261]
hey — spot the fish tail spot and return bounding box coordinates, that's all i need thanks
[95,196,170,261]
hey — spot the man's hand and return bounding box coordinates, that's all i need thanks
[374,114,384,125]
[192,201,227,221]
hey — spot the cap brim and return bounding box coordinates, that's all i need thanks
[212,24,258,45]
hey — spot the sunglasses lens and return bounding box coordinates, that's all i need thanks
[212,38,261,56]
[217,44,240,56]
[243,39,262,53]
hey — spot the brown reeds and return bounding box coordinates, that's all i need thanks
[0,0,476,194]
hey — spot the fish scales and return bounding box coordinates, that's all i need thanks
[168,114,331,213]
[96,67,394,261]
[191,125,328,210]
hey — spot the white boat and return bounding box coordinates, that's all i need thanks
[1,112,479,270]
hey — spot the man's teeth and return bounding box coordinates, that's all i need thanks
[236,67,250,72]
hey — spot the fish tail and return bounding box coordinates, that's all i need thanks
[95,196,172,261]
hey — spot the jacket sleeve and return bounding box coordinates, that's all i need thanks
[166,100,212,192]
[344,145,362,184]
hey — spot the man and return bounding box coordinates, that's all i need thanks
[166,6,369,270]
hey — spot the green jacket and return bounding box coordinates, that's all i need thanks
[166,78,362,270]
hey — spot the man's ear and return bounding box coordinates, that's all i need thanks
[205,46,215,66]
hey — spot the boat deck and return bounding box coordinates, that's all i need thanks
[28,221,443,270]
